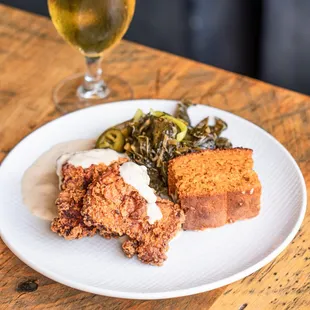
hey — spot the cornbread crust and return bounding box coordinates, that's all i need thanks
[168,148,261,230]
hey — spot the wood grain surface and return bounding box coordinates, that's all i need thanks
[0,5,309,310]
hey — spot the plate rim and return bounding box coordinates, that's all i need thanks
[0,99,307,300]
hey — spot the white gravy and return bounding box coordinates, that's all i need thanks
[21,139,95,221]
[22,140,162,225]
[56,149,128,186]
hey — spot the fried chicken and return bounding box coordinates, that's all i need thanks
[122,198,185,266]
[82,163,185,265]
[51,159,127,240]
[82,162,149,238]
[52,158,184,265]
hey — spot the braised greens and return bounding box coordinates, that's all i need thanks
[96,100,232,196]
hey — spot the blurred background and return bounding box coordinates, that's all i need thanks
[3,0,310,95]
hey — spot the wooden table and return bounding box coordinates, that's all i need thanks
[0,5,309,309]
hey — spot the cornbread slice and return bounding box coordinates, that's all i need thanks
[168,148,261,230]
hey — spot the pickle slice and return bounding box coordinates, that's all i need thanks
[95,128,125,152]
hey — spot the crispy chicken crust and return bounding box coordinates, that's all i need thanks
[122,198,185,266]
[82,163,185,266]
[52,160,184,265]
[82,162,149,238]
[51,159,127,240]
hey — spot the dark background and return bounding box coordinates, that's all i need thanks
[3,0,310,95]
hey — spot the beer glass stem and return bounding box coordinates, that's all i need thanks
[77,56,110,100]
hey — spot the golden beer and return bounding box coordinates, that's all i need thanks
[48,0,135,57]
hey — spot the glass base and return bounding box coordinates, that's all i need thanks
[52,73,134,114]
[77,80,110,100]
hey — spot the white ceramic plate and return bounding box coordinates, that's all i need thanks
[0,100,307,299]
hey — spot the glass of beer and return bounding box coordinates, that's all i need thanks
[48,0,136,113]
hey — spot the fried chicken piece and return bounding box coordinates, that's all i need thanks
[82,162,149,238]
[51,163,106,239]
[51,158,127,240]
[82,163,185,265]
[122,198,184,266]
